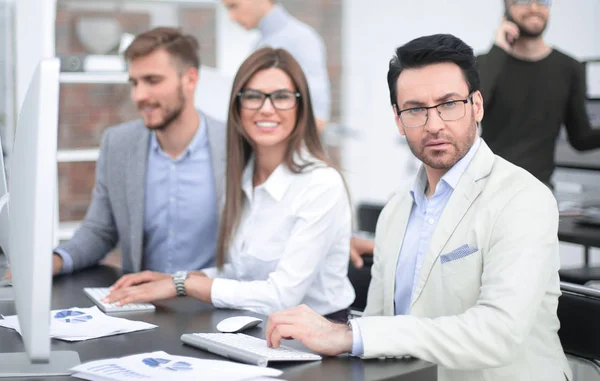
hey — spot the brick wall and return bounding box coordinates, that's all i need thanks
[57,1,342,225]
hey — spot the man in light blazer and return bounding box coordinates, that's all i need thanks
[51,28,225,276]
[265,34,571,381]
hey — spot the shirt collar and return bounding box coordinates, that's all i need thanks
[258,4,290,37]
[441,136,481,189]
[149,115,207,158]
[410,137,482,204]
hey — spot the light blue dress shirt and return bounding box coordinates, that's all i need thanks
[57,116,218,274]
[350,138,482,356]
[256,4,331,121]
[142,117,218,273]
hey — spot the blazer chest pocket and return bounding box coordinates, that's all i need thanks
[440,245,483,297]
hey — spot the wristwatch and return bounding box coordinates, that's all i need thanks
[172,271,189,297]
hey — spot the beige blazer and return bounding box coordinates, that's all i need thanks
[355,140,572,381]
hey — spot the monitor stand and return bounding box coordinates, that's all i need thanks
[0,351,81,377]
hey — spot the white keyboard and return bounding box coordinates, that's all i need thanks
[181,332,322,367]
[83,287,155,313]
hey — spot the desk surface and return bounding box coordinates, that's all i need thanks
[559,217,600,248]
[0,266,436,381]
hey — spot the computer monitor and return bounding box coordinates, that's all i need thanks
[0,58,80,377]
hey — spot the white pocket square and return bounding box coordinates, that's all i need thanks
[440,244,478,264]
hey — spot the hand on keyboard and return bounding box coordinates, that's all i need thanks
[84,287,155,313]
[110,271,171,291]
[102,271,176,306]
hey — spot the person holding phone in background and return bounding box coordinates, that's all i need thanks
[477,0,600,188]
[347,0,600,268]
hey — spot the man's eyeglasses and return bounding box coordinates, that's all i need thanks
[237,89,300,111]
[511,0,551,6]
[395,92,475,129]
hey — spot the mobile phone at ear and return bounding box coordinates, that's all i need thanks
[504,10,516,46]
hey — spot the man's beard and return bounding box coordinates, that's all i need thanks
[405,115,477,170]
[140,87,186,131]
[507,11,548,38]
[515,19,547,38]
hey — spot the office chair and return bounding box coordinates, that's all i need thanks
[356,203,384,234]
[348,255,373,313]
[558,282,600,380]
[559,266,600,285]
[348,203,384,313]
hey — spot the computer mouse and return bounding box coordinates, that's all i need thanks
[216,316,263,333]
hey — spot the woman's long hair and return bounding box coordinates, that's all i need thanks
[216,47,334,268]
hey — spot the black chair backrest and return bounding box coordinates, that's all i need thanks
[349,203,383,311]
[348,256,373,311]
[557,282,600,361]
[357,203,384,234]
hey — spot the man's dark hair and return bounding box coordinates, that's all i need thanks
[387,34,480,106]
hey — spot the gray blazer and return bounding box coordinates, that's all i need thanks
[56,112,226,273]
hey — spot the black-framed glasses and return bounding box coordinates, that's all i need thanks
[395,92,475,129]
[237,89,301,111]
[511,0,551,6]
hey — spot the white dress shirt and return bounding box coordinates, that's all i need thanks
[202,154,355,316]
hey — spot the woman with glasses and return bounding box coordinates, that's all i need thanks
[106,48,355,321]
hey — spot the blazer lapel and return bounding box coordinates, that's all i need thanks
[410,141,495,308]
[383,193,414,315]
[126,126,150,272]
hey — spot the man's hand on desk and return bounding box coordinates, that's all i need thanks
[104,271,176,305]
[266,304,353,356]
[2,253,63,281]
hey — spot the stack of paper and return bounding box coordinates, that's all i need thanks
[70,351,283,381]
[0,306,156,341]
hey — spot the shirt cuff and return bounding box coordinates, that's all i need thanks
[53,249,73,275]
[210,278,237,309]
[349,319,365,357]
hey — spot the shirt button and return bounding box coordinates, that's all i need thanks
[428,218,435,225]
[170,164,176,171]
[169,230,174,237]
[170,197,175,204]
